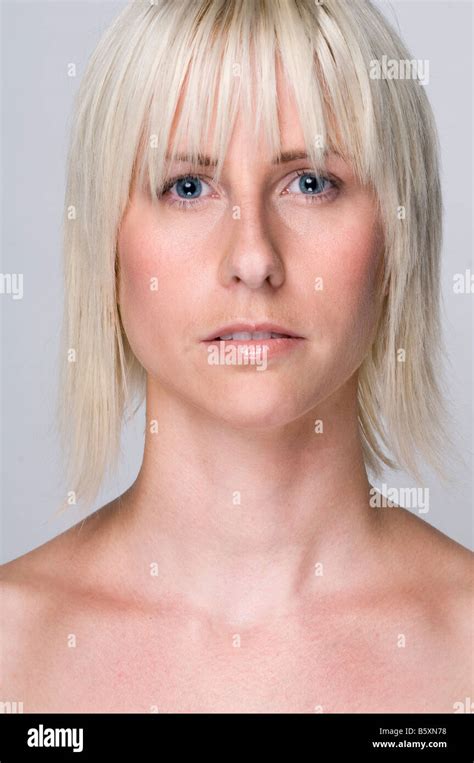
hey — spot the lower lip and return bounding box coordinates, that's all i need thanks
[202,337,305,361]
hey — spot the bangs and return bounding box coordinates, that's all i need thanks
[130,0,379,201]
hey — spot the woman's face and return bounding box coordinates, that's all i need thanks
[117,79,384,428]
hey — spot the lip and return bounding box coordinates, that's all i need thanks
[201,322,305,362]
[202,322,305,342]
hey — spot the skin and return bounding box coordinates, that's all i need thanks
[1,71,472,714]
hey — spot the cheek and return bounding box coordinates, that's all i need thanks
[285,205,383,355]
[117,201,212,305]
[312,205,382,315]
[117,200,224,350]
[325,226,381,316]
[117,222,184,368]
[275,192,383,319]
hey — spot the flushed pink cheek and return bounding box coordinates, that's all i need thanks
[117,237,173,363]
[324,211,380,287]
[118,214,177,306]
[305,226,381,348]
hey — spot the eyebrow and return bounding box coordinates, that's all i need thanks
[166,152,217,167]
[165,149,333,166]
[272,150,309,164]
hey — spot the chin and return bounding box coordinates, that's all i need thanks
[196,382,307,430]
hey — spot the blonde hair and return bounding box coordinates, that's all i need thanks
[57,0,456,512]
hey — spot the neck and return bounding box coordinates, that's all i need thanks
[106,372,382,627]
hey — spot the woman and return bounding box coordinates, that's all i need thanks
[1,0,472,713]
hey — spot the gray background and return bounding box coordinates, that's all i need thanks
[1,0,472,563]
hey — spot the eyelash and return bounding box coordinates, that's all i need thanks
[157,170,340,211]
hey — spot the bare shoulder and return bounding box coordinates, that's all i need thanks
[381,503,473,579]
[1,502,109,590]
[377,504,473,645]
[0,502,116,698]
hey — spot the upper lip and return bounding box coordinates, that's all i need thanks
[202,322,305,341]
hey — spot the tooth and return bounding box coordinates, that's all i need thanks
[216,331,287,340]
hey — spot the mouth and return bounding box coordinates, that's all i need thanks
[202,323,305,342]
[201,323,305,363]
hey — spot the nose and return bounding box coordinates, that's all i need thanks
[219,205,285,290]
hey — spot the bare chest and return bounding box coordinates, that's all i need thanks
[13,608,466,713]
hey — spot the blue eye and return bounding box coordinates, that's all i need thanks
[290,172,333,195]
[173,176,203,199]
[158,174,211,210]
